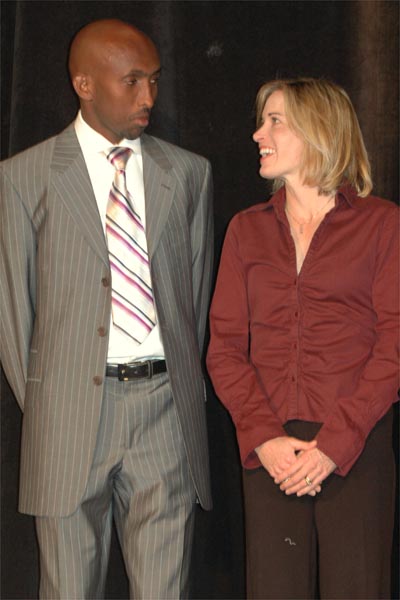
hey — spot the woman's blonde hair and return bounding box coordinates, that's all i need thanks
[255,78,372,196]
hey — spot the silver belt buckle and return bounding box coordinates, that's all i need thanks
[117,360,153,381]
[117,364,129,381]
[144,360,153,378]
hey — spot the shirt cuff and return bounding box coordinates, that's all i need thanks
[316,424,365,476]
[236,419,287,469]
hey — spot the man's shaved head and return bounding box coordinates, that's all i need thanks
[69,19,161,142]
[69,19,156,80]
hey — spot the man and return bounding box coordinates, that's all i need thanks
[0,19,213,599]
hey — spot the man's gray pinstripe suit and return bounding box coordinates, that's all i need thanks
[0,123,213,597]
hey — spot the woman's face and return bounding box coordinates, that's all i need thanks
[253,90,305,186]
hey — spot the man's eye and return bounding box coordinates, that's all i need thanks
[150,77,160,85]
[126,80,138,86]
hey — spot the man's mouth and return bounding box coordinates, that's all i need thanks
[131,111,151,125]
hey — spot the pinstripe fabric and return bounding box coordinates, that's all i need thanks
[0,123,213,519]
[36,374,195,599]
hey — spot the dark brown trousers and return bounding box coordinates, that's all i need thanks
[243,410,395,599]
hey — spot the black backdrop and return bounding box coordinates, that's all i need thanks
[1,1,399,598]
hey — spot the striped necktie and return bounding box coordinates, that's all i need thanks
[105,146,156,344]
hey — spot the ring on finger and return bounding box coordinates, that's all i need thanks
[305,475,313,486]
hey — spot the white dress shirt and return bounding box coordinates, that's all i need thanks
[74,112,165,362]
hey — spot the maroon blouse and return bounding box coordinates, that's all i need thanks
[207,185,399,476]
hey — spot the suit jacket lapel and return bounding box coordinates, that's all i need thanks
[50,128,174,266]
[141,134,176,259]
[50,124,109,266]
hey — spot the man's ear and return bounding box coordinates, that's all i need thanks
[72,73,94,101]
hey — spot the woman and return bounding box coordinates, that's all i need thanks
[206,78,398,599]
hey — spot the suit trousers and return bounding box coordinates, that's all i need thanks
[243,409,395,599]
[36,372,196,599]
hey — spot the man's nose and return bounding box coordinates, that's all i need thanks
[138,80,157,108]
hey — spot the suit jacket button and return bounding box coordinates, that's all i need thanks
[93,376,103,386]
[97,326,107,337]
[101,277,110,287]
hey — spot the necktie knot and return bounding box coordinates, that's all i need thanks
[107,147,133,172]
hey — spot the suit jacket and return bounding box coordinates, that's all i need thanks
[0,124,213,516]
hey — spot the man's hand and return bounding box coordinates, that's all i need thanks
[276,446,336,496]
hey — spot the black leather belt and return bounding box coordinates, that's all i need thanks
[106,360,167,381]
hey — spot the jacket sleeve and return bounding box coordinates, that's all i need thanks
[316,206,399,475]
[191,159,214,353]
[206,216,286,468]
[0,166,36,410]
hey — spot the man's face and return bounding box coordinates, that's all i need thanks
[84,37,161,143]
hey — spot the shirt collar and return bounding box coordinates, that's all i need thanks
[336,183,364,209]
[267,183,364,217]
[74,111,142,157]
